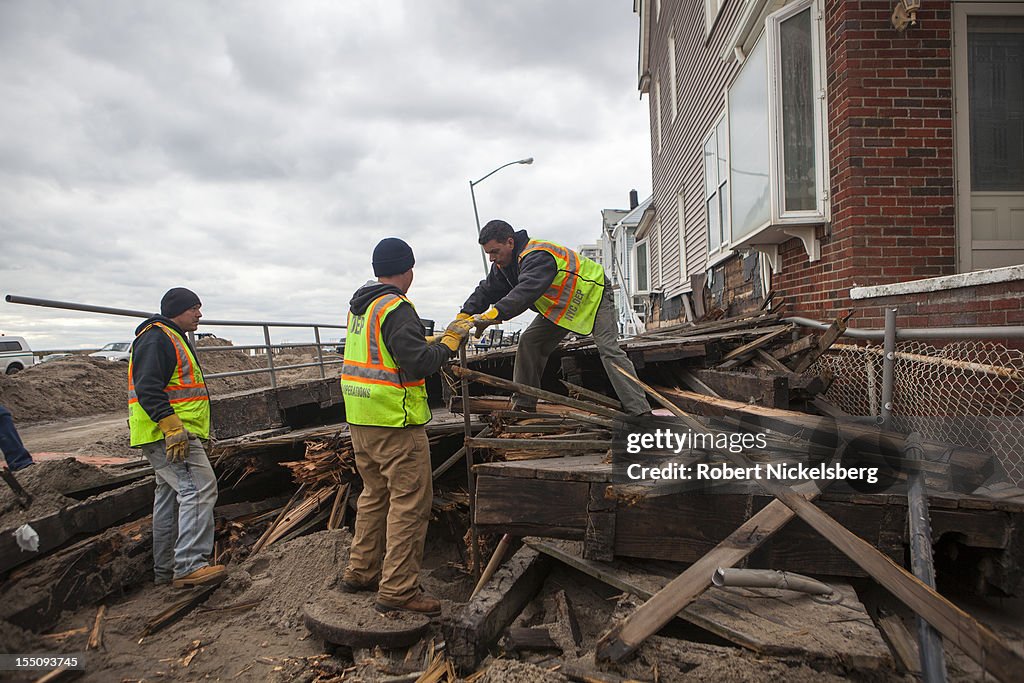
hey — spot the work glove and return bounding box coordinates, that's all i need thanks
[440,318,475,353]
[472,307,501,338]
[424,334,443,345]
[456,312,473,321]
[158,414,190,464]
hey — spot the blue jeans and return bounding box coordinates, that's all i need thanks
[0,404,34,471]
[140,437,218,581]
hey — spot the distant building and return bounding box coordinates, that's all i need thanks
[599,191,654,336]
[577,240,604,267]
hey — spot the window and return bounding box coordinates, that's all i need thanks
[0,341,24,352]
[634,240,650,293]
[668,30,678,121]
[654,78,663,154]
[719,0,828,258]
[704,113,730,255]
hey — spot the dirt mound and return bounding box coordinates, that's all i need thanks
[478,659,567,683]
[0,356,128,424]
[204,528,353,632]
[0,457,115,526]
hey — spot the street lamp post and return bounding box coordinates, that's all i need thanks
[469,157,533,276]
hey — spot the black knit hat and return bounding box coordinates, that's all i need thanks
[372,238,415,277]
[160,287,202,318]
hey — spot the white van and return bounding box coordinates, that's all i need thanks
[0,336,33,374]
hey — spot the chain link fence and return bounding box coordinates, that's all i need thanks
[813,340,1024,487]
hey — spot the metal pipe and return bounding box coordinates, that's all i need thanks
[5,294,344,329]
[460,345,480,578]
[204,359,343,380]
[195,342,338,353]
[879,308,896,429]
[905,433,948,682]
[784,315,1024,340]
[313,326,325,379]
[469,180,489,277]
[712,568,834,596]
[263,325,277,389]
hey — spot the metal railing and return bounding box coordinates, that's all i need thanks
[5,294,345,389]
[788,312,1024,487]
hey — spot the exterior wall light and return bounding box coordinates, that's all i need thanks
[892,0,922,32]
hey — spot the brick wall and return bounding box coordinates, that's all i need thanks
[660,1,962,327]
[852,279,1024,330]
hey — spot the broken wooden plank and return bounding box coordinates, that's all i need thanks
[717,325,795,368]
[791,311,852,374]
[467,438,609,452]
[504,627,562,654]
[760,479,1024,683]
[771,333,817,360]
[0,478,154,574]
[443,546,551,673]
[691,369,788,408]
[560,380,623,410]
[140,585,219,638]
[529,538,890,669]
[876,610,922,675]
[452,366,628,421]
[86,605,106,651]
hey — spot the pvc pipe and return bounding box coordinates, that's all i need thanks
[712,568,834,596]
[784,316,1024,341]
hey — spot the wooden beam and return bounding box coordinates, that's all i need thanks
[761,480,1024,683]
[771,333,817,360]
[452,366,629,420]
[443,546,551,673]
[594,481,822,663]
[467,438,609,452]
[560,380,623,410]
[791,311,852,374]
[717,325,795,367]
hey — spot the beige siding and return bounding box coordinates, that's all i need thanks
[647,0,745,296]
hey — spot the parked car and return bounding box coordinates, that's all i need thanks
[89,342,131,362]
[0,336,33,374]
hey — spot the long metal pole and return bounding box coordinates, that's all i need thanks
[469,181,489,277]
[313,326,325,379]
[879,308,897,429]
[905,433,948,682]
[263,325,277,389]
[460,344,480,578]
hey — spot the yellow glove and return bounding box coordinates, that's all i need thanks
[456,312,473,321]
[424,334,443,345]
[440,318,475,352]
[158,414,190,463]
[472,307,501,337]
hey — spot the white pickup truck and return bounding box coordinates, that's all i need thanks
[0,336,33,374]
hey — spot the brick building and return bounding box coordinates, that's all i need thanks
[631,0,1024,329]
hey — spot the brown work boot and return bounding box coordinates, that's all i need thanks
[375,591,441,618]
[339,577,379,594]
[172,564,226,589]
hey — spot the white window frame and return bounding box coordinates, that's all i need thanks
[705,0,728,36]
[654,77,663,154]
[633,238,651,294]
[655,221,664,288]
[767,0,829,224]
[704,111,731,261]
[668,29,678,121]
[719,0,829,264]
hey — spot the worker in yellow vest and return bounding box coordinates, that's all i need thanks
[459,220,652,416]
[128,288,224,589]
[341,238,473,617]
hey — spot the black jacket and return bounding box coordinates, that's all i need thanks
[130,316,203,424]
[460,230,559,320]
[348,281,452,380]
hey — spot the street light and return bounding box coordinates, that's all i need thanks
[469,157,534,276]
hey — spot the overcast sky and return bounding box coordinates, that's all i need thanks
[0,1,651,350]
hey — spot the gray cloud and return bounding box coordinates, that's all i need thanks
[0,0,651,349]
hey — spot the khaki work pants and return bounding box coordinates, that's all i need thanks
[344,424,432,605]
[512,286,652,415]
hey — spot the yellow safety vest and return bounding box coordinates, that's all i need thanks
[341,294,431,428]
[128,322,211,446]
[518,239,605,335]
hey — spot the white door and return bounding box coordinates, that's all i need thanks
[954,3,1024,271]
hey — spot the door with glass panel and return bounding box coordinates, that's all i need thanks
[954,3,1024,271]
